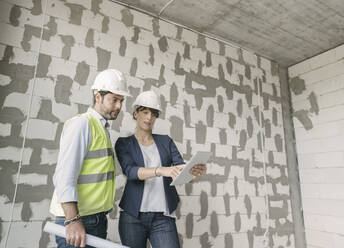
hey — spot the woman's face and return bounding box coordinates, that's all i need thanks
[134,108,158,131]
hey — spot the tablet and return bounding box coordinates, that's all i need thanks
[170,151,212,186]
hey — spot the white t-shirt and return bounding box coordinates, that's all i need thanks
[139,143,175,217]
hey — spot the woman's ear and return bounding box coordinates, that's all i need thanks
[133,111,137,120]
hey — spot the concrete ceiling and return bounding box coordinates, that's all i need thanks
[116,0,344,66]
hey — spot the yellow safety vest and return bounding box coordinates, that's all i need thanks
[76,113,115,216]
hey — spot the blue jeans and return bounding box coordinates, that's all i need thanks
[119,211,180,248]
[55,212,108,248]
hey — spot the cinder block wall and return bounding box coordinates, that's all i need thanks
[0,0,294,247]
[288,45,344,248]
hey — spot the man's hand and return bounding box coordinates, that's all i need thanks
[65,220,86,247]
[189,164,207,178]
[62,202,86,247]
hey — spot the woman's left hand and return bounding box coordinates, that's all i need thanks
[189,164,207,178]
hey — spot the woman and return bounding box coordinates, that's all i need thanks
[115,90,207,248]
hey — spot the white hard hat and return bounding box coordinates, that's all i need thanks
[133,90,162,112]
[91,69,131,96]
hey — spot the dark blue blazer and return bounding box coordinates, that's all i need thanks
[115,134,185,218]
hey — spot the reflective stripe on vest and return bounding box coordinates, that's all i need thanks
[78,171,114,184]
[84,148,114,160]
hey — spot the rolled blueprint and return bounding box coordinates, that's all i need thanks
[43,221,129,248]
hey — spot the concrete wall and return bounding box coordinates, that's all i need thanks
[0,0,294,247]
[288,45,344,248]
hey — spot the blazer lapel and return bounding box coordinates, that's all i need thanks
[131,135,145,168]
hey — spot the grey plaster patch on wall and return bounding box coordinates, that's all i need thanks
[264,119,271,138]
[210,211,219,237]
[170,82,178,106]
[206,51,212,67]
[55,75,73,104]
[244,194,252,218]
[10,5,21,27]
[195,121,206,144]
[142,65,165,90]
[74,61,90,85]
[200,232,212,248]
[60,35,75,60]
[247,116,253,138]
[102,16,109,33]
[91,0,101,15]
[21,24,41,51]
[219,42,225,56]
[183,43,190,59]
[119,36,127,57]
[289,76,306,95]
[130,57,137,76]
[217,95,224,112]
[234,176,239,198]
[293,109,313,130]
[234,212,241,232]
[185,182,192,196]
[247,230,254,248]
[237,99,243,117]
[226,58,233,75]
[185,213,193,238]
[152,18,160,37]
[176,26,182,40]
[270,200,289,219]
[308,91,319,115]
[197,34,206,51]
[78,103,89,114]
[149,44,154,65]
[121,8,133,27]
[271,61,278,76]
[199,191,208,220]
[158,36,168,52]
[169,116,183,143]
[39,219,51,248]
[31,0,42,15]
[228,112,236,129]
[37,53,51,78]
[206,105,214,127]
[257,132,262,152]
[219,129,227,145]
[37,99,59,122]
[253,212,264,235]
[42,16,57,41]
[239,129,247,151]
[223,193,230,216]
[96,47,111,71]
[85,29,94,48]
[183,100,191,127]
[159,95,167,120]
[132,26,140,43]
[274,134,283,152]
[111,111,124,132]
[21,201,33,221]
[125,86,140,114]
[224,233,233,248]
[272,107,278,126]
[65,3,85,25]
[272,83,278,97]
[245,65,251,80]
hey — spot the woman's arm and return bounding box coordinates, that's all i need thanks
[137,165,184,180]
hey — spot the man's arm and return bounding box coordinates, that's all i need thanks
[62,202,86,247]
[53,116,90,247]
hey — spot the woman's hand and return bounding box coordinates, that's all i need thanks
[189,164,207,178]
[157,165,184,179]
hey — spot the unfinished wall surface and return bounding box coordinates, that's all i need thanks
[288,45,344,248]
[0,0,294,247]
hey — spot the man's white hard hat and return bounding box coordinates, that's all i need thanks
[133,90,162,112]
[91,69,131,96]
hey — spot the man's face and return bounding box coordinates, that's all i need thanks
[97,92,124,120]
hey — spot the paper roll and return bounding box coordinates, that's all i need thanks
[43,221,129,248]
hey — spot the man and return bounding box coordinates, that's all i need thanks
[49,69,131,248]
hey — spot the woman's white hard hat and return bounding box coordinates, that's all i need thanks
[133,90,162,112]
[91,69,131,96]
